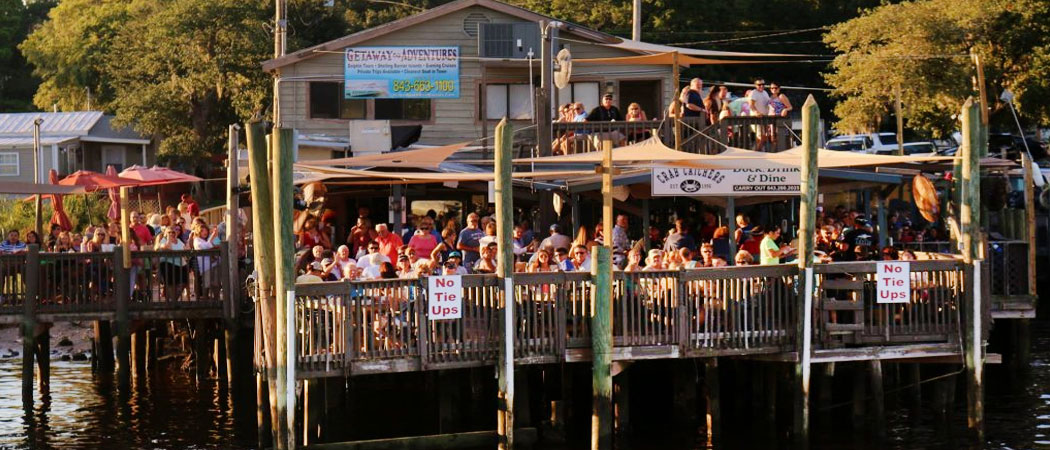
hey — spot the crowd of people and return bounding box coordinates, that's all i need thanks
[290,203,945,284]
[550,78,794,153]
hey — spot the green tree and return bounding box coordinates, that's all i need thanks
[824,0,1050,136]
[0,0,54,111]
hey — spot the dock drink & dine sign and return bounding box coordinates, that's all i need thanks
[651,166,801,196]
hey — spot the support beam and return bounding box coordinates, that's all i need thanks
[869,360,885,436]
[726,198,737,263]
[494,118,515,450]
[22,244,38,409]
[704,359,721,445]
[793,95,820,444]
[114,246,131,389]
[538,21,552,157]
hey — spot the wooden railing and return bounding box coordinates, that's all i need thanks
[899,240,1031,301]
[0,245,232,321]
[813,260,964,348]
[286,261,981,378]
[549,116,794,156]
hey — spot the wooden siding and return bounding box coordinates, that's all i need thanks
[278,4,673,153]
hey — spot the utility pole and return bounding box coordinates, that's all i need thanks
[632,0,641,41]
[538,20,555,156]
[894,84,904,156]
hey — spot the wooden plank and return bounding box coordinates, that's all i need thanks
[820,279,865,290]
[303,428,538,450]
[820,300,863,311]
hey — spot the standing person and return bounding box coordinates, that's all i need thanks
[179,194,200,218]
[703,87,721,124]
[539,224,572,253]
[457,212,484,269]
[679,78,705,119]
[348,217,376,258]
[407,218,439,257]
[587,94,623,122]
[612,214,630,252]
[374,223,403,264]
[663,219,696,253]
[734,214,754,245]
[769,82,793,117]
[760,225,795,265]
[130,211,154,248]
[748,79,772,150]
[478,221,498,248]
[625,103,647,121]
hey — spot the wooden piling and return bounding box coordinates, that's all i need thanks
[869,360,885,436]
[960,98,984,439]
[614,368,631,435]
[672,360,698,424]
[114,246,131,388]
[493,118,516,449]
[794,95,820,444]
[272,127,297,450]
[133,329,146,376]
[22,244,38,407]
[591,245,613,450]
[851,365,865,429]
[94,321,114,372]
[704,359,721,444]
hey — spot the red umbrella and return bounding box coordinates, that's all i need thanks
[57,170,138,191]
[47,169,72,232]
[106,165,121,221]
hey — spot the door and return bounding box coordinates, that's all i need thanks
[101,145,126,172]
[618,80,662,120]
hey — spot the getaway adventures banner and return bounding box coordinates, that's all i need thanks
[344,46,460,99]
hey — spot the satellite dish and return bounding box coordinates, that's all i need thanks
[912,174,940,223]
[554,48,572,90]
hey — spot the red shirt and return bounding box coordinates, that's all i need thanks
[131,224,154,246]
[375,232,403,263]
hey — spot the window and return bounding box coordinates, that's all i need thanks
[375,99,431,121]
[484,84,533,120]
[309,82,366,119]
[556,82,600,111]
[0,153,18,176]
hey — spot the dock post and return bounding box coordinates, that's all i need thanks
[851,364,866,429]
[591,245,613,450]
[869,360,885,436]
[94,321,114,372]
[114,246,131,389]
[960,98,984,440]
[794,95,820,445]
[272,127,297,450]
[494,118,516,449]
[614,368,631,435]
[133,329,146,376]
[591,137,615,450]
[704,358,721,445]
[36,326,49,392]
[22,244,39,408]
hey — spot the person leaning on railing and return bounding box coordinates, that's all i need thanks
[156,226,188,301]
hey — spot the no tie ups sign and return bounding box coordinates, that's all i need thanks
[876,262,910,304]
[427,275,463,320]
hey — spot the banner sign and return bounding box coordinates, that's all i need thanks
[344,46,460,99]
[876,262,910,304]
[427,275,463,320]
[650,167,801,196]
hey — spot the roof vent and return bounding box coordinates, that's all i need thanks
[463,12,490,37]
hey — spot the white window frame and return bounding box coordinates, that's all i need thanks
[0,153,19,177]
[557,81,600,111]
[485,83,533,120]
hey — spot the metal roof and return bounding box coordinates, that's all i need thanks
[0,136,80,148]
[0,111,104,136]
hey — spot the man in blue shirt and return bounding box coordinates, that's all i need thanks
[457,212,484,268]
[0,230,27,254]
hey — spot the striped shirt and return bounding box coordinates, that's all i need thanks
[0,240,26,254]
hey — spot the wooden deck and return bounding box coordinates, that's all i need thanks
[281,259,976,380]
[0,245,234,325]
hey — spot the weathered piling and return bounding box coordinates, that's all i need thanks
[94,321,115,372]
[22,244,39,407]
[591,245,613,450]
[960,98,984,439]
[704,359,721,444]
[494,117,515,449]
[273,127,297,450]
[114,246,131,388]
[794,95,820,444]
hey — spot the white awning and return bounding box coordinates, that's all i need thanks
[0,136,79,148]
[605,39,818,58]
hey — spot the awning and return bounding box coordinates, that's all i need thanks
[300,142,469,170]
[0,135,79,148]
[514,137,702,165]
[0,181,87,195]
[292,164,599,184]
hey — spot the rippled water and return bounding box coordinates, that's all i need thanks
[2,323,1050,449]
[0,361,256,449]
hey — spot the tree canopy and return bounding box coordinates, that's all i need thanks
[824,0,1050,136]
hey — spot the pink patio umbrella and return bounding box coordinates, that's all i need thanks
[57,170,138,191]
[47,169,72,231]
[118,165,171,185]
[149,166,204,184]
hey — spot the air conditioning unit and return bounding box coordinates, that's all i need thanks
[349,120,392,156]
[479,22,540,58]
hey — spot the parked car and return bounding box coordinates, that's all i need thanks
[988,133,1047,160]
[825,132,899,154]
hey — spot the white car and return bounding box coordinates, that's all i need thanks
[825,132,899,154]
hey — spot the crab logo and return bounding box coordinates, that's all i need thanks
[679,179,701,193]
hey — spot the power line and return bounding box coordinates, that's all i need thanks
[668,26,830,46]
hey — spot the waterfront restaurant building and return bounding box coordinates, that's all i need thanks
[262,0,682,159]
